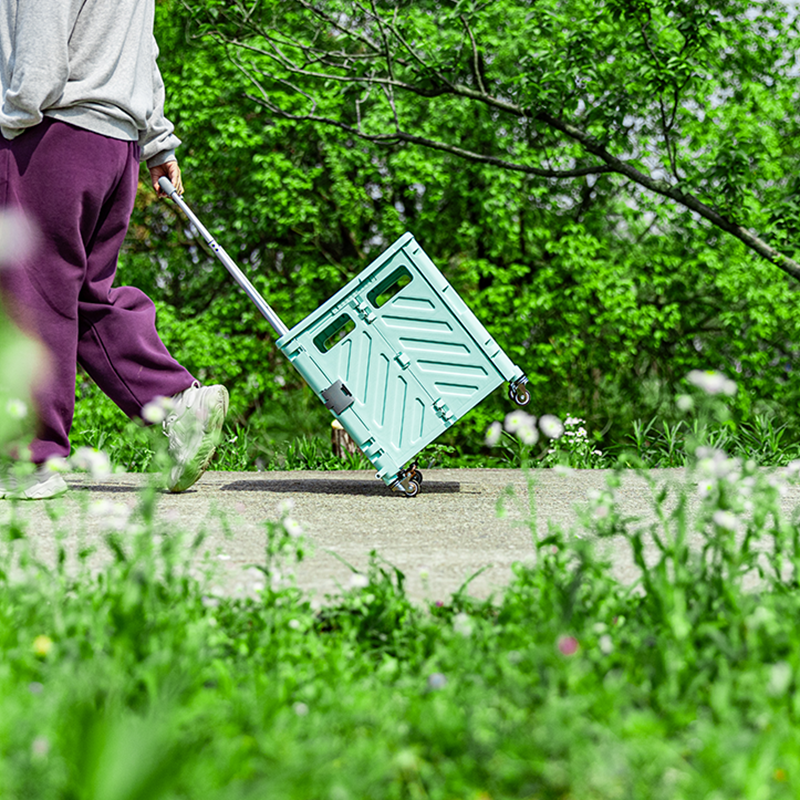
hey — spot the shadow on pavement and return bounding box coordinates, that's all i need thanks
[70,484,140,494]
[220,478,462,496]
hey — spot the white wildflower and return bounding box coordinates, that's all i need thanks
[676,394,694,412]
[740,476,757,494]
[88,499,114,516]
[504,410,536,434]
[31,736,50,759]
[696,447,740,481]
[517,424,539,446]
[349,572,369,590]
[88,500,131,531]
[786,460,800,479]
[5,398,27,419]
[768,474,789,497]
[282,516,303,537]
[141,397,170,424]
[593,504,611,520]
[485,420,503,447]
[587,485,617,521]
[453,612,474,637]
[539,414,564,439]
[427,672,447,690]
[767,662,793,698]
[599,634,614,655]
[70,447,111,479]
[277,498,295,516]
[687,369,737,396]
[0,209,38,267]
[44,456,69,473]
[712,510,739,532]
[293,702,309,716]
[747,606,775,630]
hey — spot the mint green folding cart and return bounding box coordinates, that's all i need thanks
[160,180,529,496]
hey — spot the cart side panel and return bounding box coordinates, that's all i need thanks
[398,239,526,383]
[279,307,451,479]
[276,232,528,486]
[365,249,509,420]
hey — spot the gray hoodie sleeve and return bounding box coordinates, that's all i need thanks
[1,0,81,135]
[139,37,181,167]
[1,0,180,165]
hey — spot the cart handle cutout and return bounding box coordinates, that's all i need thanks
[314,314,356,353]
[367,266,412,308]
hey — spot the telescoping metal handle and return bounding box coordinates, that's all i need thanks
[158,177,289,338]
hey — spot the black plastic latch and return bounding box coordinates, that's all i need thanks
[321,380,355,415]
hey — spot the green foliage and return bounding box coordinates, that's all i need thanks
[69,377,800,475]
[0,314,41,454]
[79,0,800,467]
[5,426,800,796]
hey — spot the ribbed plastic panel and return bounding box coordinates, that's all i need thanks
[277,232,526,485]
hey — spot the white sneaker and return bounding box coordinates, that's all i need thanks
[0,465,69,500]
[163,382,229,492]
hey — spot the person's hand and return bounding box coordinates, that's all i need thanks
[150,160,183,197]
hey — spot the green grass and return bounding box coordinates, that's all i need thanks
[68,418,513,475]
[3,443,800,798]
[65,362,800,475]
[69,404,800,477]
[5,372,798,796]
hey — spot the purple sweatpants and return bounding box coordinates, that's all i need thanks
[0,118,195,463]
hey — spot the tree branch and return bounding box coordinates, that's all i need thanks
[225,37,454,97]
[370,0,395,83]
[534,110,800,281]
[190,0,800,283]
[244,92,614,178]
[460,15,487,95]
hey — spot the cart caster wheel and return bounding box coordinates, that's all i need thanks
[390,465,423,497]
[405,478,421,498]
[509,385,530,406]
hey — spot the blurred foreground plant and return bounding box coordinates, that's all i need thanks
[5,368,800,797]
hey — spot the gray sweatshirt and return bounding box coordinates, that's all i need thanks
[0,0,180,166]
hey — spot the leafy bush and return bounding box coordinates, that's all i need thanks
[87,0,800,466]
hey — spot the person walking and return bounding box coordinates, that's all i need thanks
[0,0,228,499]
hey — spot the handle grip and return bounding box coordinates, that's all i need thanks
[158,176,176,196]
[159,182,288,338]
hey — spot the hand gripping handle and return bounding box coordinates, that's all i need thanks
[158,178,289,338]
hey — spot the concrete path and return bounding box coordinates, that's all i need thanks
[4,468,799,604]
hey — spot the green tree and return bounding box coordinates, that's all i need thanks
[180,0,800,279]
[72,0,800,466]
